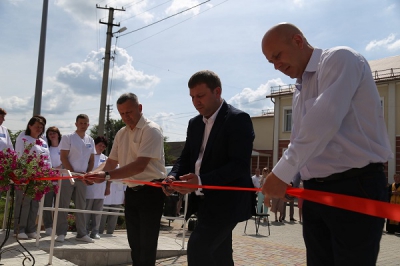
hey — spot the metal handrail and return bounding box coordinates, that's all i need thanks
[270,84,296,95]
[372,68,400,81]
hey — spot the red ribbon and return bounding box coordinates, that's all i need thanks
[37,175,400,222]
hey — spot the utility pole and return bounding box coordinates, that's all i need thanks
[97,5,125,136]
[105,104,112,155]
[33,0,49,116]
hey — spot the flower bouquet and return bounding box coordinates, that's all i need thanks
[0,139,59,201]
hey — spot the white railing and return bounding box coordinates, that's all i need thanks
[2,170,188,265]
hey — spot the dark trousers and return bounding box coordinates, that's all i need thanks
[303,169,387,266]
[187,220,237,266]
[125,185,166,266]
[282,200,295,220]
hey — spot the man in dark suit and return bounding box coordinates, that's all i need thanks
[163,70,255,266]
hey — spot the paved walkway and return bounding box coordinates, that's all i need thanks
[1,209,399,265]
[155,211,400,266]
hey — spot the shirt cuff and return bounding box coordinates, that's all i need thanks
[272,158,298,185]
[195,174,204,196]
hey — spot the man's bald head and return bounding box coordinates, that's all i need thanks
[261,23,313,79]
[262,23,306,49]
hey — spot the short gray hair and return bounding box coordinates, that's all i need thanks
[117,93,139,105]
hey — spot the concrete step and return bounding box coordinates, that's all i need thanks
[0,228,188,266]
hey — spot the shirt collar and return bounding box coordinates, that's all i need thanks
[125,115,145,131]
[203,100,224,124]
[296,48,323,91]
[304,48,323,73]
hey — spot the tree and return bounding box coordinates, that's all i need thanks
[8,129,23,146]
[164,137,174,165]
[90,118,125,155]
[90,119,174,164]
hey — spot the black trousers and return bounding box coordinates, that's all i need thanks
[303,166,387,266]
[125,185,166,266]
[187,219,237,266]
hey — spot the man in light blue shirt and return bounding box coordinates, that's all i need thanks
[261,23,393,266]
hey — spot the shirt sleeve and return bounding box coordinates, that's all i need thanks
[59,134,71,151]
[273,49,365,183]
[137,126,164,159]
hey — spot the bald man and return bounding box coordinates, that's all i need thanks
[261,23,392,266]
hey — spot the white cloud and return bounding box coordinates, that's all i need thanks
[227,78,285,116]
[365,34,400,51]
[386,4,396,12]
[0,96,30,112]
[387,39,400,51]
[55,0,154,28]
[54,47,159,96]
[165,0,208,16]
[293,0,304,7]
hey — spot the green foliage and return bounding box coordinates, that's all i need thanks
[164,137,174,165]
[91,119,174,164]
[8,129,23,146]
[90,118,125,155]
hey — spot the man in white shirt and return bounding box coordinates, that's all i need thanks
[261,23,393,266]
[55,114,95,243]
[84,93,166,265]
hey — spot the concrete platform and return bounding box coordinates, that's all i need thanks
[0,221,188,266]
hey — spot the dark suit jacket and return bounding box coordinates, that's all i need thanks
[170,101,255,225]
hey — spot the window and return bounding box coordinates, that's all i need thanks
[283,108,292,132]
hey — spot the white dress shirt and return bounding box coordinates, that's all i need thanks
[194,100,224,194]
[273,47,393,183]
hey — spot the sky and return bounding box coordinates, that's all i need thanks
[0,0,399,141]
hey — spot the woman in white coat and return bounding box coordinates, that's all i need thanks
[42,126,62,235]
[85,136,108,239]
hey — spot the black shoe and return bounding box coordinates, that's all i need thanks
[290,218,297,221]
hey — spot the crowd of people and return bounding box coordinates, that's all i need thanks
[0,21,398,266]
[0,108,126,242]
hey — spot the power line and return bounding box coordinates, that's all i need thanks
[120,0,172,22]
[119,0,210,37]
[122,0,229,49]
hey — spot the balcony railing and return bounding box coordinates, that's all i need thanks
[372,68,400,82]
[261,109,274,116]
[270,84,296,95]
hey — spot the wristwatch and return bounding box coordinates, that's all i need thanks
[105,171,111,181]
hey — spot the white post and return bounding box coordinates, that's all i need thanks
[35,196,45,246]
[48,172,64,265]
[181,193,189,249]
[1,190,10,230]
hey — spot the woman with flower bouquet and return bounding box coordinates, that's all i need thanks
[13,116,53,240]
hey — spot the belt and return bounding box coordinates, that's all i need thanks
[308,163,384,183]
[128,178,165,191]
[129,185,145,191]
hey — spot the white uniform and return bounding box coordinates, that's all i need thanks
[59,132,95,172]
[0,125,13,151]
[86,153,108,199]
[56,132,95,238]
[103,182,126,205]
[49,146,62,168]
[85,153,108,237]
[44,145,61,229]
[99,181,126,234]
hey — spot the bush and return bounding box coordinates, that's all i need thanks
[67,213,76,232]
